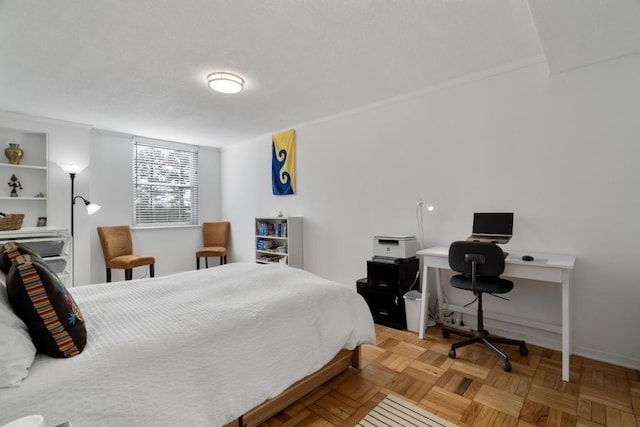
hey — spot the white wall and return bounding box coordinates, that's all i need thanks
[89,130,222,284]
[221,54,640,369]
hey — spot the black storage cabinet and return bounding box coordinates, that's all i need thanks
[357,257,419,329]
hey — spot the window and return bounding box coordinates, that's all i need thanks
[132,138,198,227]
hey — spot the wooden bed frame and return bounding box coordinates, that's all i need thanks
[224,346,361,427]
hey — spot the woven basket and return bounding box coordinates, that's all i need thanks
[0,213,24,231]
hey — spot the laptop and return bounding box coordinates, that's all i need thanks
[467,212,513,244]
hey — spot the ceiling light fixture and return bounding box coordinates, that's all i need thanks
[207,72,244,94]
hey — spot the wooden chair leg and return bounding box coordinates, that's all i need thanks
[196,257,200,270]
[150,264,155,278]
[205,257,209,269]
[125,269,132,280]
[106,268,111,283]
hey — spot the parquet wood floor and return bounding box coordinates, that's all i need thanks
[261,324,640,427]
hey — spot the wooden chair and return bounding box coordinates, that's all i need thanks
[97,225,155,282]
[196,222,230,269]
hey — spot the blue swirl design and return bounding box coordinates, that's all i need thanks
[272,143,294,194]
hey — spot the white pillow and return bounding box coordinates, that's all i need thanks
[0,282,36,388]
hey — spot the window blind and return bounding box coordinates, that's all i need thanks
[132,138,198,227]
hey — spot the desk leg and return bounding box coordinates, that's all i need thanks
[434,267,443,325]
[562,270,572,382]
[419,265,428,339]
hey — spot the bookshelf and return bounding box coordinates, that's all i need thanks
[255,217,303,269]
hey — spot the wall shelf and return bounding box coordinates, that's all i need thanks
[0,164,47,171]
[0,126,49,227]
[0,197,47,201]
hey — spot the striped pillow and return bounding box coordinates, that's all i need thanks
[0,242,41,274]
[5,254,86,358]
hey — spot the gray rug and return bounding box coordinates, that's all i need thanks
[357,394,458,427]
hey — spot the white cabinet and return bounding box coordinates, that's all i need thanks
[0,227,71,287]
[255,217,303,269]
[0,127,48,228]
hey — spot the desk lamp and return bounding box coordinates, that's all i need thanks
[416,201,436,327]
[416,201,434,250]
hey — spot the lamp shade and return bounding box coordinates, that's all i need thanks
[86,203,101,215]
[207,72,244,93]
[58,162,88,174]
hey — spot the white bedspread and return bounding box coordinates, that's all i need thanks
[0,263,375,427]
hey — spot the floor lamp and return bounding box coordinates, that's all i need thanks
[58,163,101,286]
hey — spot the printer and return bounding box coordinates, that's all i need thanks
[373,235,417,261]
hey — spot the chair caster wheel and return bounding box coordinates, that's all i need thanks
[519,345,529,355]
[448,348,456,359]
[502,360,512,372]
[442,329,450,338]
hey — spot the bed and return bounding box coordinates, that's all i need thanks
[0,262,376,427]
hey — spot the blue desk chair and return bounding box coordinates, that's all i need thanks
[442,241,528,371]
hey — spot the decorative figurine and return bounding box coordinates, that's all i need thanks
[8,174,22,197]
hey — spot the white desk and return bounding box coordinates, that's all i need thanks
[417,246,576,382]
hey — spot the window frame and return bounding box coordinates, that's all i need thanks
[132,137,199,229]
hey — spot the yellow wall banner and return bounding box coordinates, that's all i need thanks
[272,129,296,195]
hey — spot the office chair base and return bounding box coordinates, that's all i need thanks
[442,326,528,372]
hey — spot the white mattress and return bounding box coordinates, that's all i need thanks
[0,263,375,427]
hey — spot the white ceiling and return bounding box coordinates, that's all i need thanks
[1,1,639,148]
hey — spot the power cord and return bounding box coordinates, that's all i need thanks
[136,265,150,280]
[409,270,419,291]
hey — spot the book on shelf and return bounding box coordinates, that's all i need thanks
[257,221,288,237]
[257,239,273,250]
[257,254,283,263]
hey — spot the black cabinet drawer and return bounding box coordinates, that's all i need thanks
[367,258,419,294]
[366,290,406,329]
[357,281,404,326]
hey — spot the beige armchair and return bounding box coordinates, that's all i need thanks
[97,225,155,282]
[196,222,230,269]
